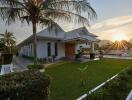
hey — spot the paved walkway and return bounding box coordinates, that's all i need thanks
[12,56,33,72]
[12,55,132,72]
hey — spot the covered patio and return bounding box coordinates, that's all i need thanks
[63,35,99,60]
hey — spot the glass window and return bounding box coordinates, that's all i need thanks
[47,42,51,57]
[55,42,58,56]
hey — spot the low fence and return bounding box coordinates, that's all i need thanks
[76,74,119,100]
[126,90,132,100]
[76,67,130,100]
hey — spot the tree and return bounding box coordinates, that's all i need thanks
[0,42,6,52]
[0,0,97,65]
[0,30,16,53]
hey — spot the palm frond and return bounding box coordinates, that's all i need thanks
[0,6,25,24]
[39,17,61,33]
[39,17,57,29]
[43,8,90,26]
[0,0,24,8]
[20,15,31,24]
[46,0,97,20]
[43,9,71,22]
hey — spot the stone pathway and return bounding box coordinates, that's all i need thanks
[12,56,33,72]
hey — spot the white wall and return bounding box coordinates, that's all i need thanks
[57,42,65,59]
[37,40,65,59]
[19,43,34,57]
[37,40,47,58]
[19,41,93,59]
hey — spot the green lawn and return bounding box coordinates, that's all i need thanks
[46,59,132,100]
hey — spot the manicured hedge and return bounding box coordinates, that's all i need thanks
[27,64,44,70]
[86,67,132,100]
[0,70,50,100]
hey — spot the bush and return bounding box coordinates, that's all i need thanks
[0,70,50,100]
[22,55,34,60]
[86,67,132,100]
[27,64,44,70]
[0,53,13,65]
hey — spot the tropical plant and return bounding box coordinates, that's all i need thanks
[0,42,6,52]
[0,0,97,65]
[78,65,88,86]
[0,30,16,53]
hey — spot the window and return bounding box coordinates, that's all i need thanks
[47,42,51,57]
[55,42,58,56]
[31,45,32,56]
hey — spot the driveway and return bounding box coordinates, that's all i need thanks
[104,55,132,60]
[12,56,33,72]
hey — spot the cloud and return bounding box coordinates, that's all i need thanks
[91,15,132,32]
[91,21,132,40]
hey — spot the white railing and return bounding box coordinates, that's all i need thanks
[76,74,118,100]
[77,67,131,100]
[126,90,132,100]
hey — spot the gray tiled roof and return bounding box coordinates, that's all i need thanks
[37,26,98,41]
[18,24,98,46]
[64,27,97,41]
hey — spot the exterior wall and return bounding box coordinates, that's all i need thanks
[19,43,33,57]
[37,40,47,58]
[19,41,94,59]
[57,42,65,59]
[37,40,65,59]
[19,40,65,59]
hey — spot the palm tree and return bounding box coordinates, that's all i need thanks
[0,30,16,53]
[0,0,97,65]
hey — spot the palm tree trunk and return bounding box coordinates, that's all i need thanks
[9,46,11,54]
[32,23,37,65]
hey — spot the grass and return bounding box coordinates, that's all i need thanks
[46,59,132,100]
[86,66,132,100]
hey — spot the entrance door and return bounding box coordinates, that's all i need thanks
[65,43,75,57]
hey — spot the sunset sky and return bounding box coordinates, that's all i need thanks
[0,0,132,43]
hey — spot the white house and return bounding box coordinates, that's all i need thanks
[18,24,98,59]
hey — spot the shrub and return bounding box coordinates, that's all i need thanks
[22,55,34,60]
[27,64,44,70]
[86,67,132,100]
[0,70,50,100]
[0,53,13,65]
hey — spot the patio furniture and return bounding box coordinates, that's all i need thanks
[90,53,95,59]
[47,57,53,63]
[0,53,14,75]
[0,64,14,75]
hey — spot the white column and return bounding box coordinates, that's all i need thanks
[90,42,95,53]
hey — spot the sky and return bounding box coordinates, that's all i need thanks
[0,0,132,43]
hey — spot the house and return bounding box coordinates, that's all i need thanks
[18,24,98,60]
